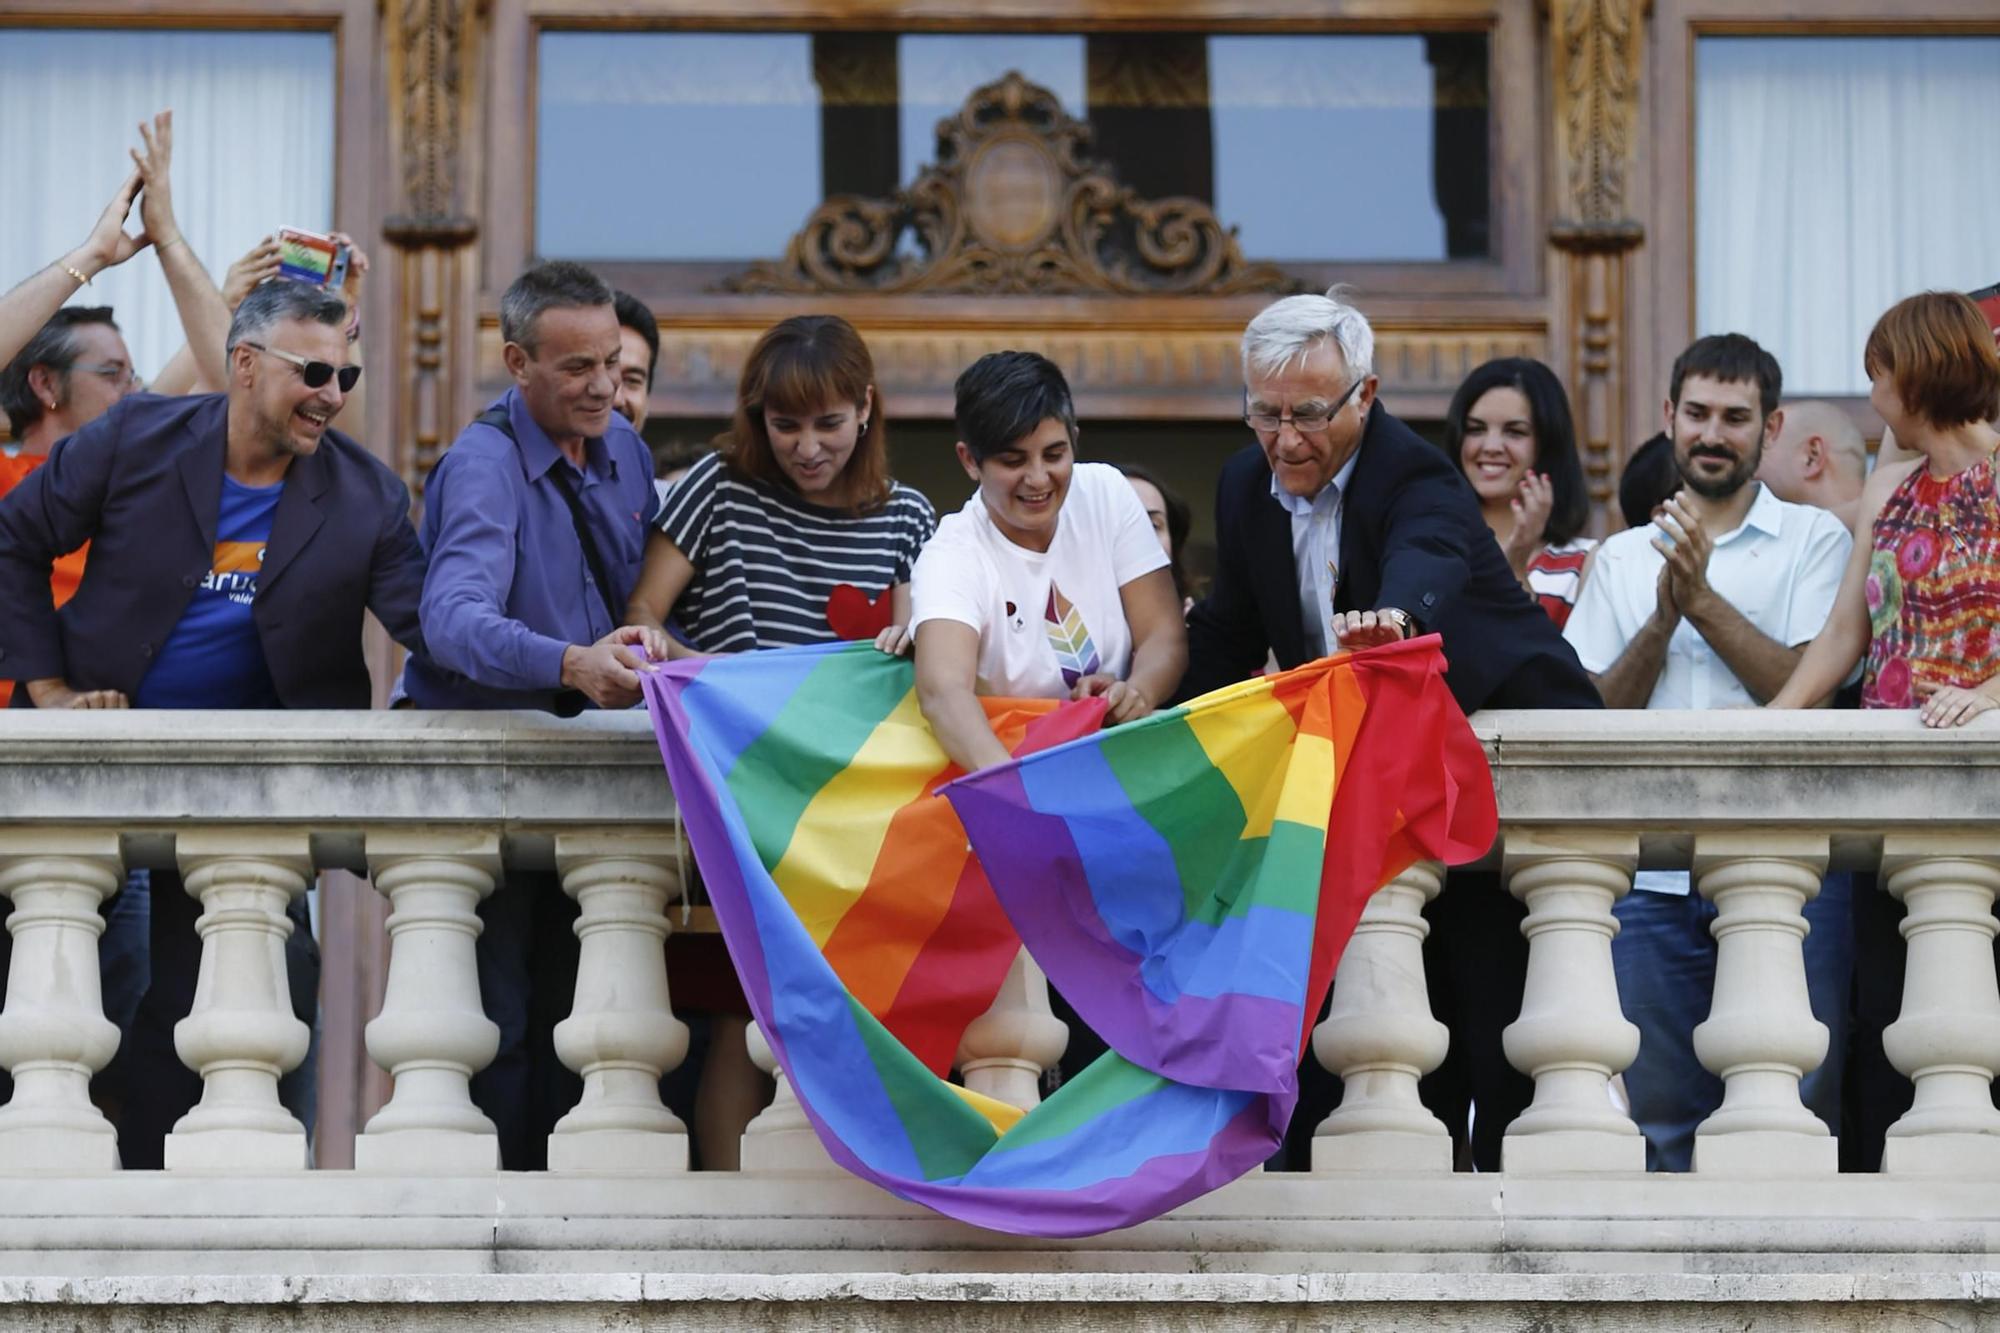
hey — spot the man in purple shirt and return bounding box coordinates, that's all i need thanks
[403,260,667,1167]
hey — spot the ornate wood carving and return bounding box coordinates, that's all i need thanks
[382,0,480,489]
[1547,0,1651,526]
[726,73,1300,298]
[1550,0,1648,243]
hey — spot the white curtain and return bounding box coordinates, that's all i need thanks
[1696,36,2000,395]
[0,29,334,381]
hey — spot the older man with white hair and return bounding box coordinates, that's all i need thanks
[1182,288,1598,1172]
[1182,288,1596,711]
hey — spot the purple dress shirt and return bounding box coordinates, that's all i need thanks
[405,388,658,711]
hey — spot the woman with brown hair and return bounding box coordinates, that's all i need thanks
[1772,290,2000,726]
[626,314,935,654]
[625,314,934,1169]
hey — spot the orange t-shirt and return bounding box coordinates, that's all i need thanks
[0,451,89,706]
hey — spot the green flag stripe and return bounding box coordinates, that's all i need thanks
[1097,714,1249,918]
[846,996,998,1179]
[986,1052,1167,1153]
[724,647,914,870]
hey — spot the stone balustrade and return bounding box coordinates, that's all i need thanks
[0,707,1996,1327]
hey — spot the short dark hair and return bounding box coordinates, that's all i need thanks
[0,306,119,436]
[954,351,1077,462]
[1863,291,2000,430]
[1442,357,1590,548]
[1114,461,1191,599]
[500,260,613,354]
[226,280,348,355]
[613,290,660,389]
[1669,333,1783,419]
[1618,432,1679,530]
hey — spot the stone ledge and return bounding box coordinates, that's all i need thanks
[1,1272,1999,1333]
[7,1269,2000,1304]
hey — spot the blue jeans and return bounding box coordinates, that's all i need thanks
[1613,872,1854,1171]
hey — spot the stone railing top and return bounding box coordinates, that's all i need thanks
[0,708,1993,871]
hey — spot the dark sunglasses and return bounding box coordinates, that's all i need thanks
[245,341,362,393]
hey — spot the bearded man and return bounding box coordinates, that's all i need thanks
[1562,332,1853,1172]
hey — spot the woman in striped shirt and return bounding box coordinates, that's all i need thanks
[624,315,933,1168]
[626,314,935,655]
[1443,356,1596,628]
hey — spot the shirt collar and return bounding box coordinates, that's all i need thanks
[1269,448,1360,518]
[1718,481,1784,543]
[504,387,611,484]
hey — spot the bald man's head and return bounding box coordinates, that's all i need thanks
[1759,399,1866,510]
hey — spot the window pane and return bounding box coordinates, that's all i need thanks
[1697,36,2000,395]
[1210,35,1484,262]
[535,29,1488,265]
[537,32,821,261]
[0,29,334,380]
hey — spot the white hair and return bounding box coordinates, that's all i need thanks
[1241,286,1375,383]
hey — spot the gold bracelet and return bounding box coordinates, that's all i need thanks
[155,236,186,255]
[60,263,90,287]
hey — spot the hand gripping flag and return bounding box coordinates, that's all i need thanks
[641,635,1494,1237]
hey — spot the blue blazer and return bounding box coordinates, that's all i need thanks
[1182,402,1600,714]
[0,393,425,707]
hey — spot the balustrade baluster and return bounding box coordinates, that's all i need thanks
[1880,835,2000,1175]
[354,831,501,1172]
[1311,862,1452,1172]
[1690,833,1835,1173]
[164,832,313,1171]
[1500,830,1645,1173]
[546,833,689,1172]
[0,831,123,1172]
[956,948,1068,1112]
[740,1020,840,1173]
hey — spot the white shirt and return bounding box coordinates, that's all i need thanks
[1566,483,1850,896]
[1563,482,1852,709]
[1271,452,1361,659]
[910,462,1169,699]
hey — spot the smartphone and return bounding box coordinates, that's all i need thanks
[276,227,349,291]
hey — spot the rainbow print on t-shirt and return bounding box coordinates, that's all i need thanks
[1043,582,1101,688]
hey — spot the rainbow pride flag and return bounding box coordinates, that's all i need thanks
[641,636,1493,1237]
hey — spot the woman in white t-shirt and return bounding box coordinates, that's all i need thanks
[908,351,1186,772]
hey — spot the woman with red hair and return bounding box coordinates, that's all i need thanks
[1772,291,2000,725]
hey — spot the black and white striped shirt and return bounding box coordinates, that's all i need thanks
[657,452,937,652]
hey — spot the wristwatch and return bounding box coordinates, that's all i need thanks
[1380,607,1414,638]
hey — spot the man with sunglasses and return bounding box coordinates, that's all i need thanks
[1179,288,1598,1176]
[0,278,426,1164]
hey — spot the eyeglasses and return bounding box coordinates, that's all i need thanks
[245,341,361,393]
[1244,375,1365,436]
[72,362,141,390]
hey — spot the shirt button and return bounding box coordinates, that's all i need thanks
[140,643,154,659]
[183,574,199,588]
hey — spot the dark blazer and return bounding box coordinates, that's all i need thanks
[1182,402,1600,714]
[0,393,425,707]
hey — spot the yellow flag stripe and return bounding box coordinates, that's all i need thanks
[1183,683,1298,841]
[772,689,948,945]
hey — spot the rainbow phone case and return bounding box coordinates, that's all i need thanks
[277,229,346,288]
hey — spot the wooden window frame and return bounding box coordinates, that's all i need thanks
[1638,0,2000,447]
[486,0,1543,305]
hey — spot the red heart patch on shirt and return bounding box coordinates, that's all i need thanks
[826,583,894,640]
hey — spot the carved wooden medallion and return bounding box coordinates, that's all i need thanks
[726,72,1300,298]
